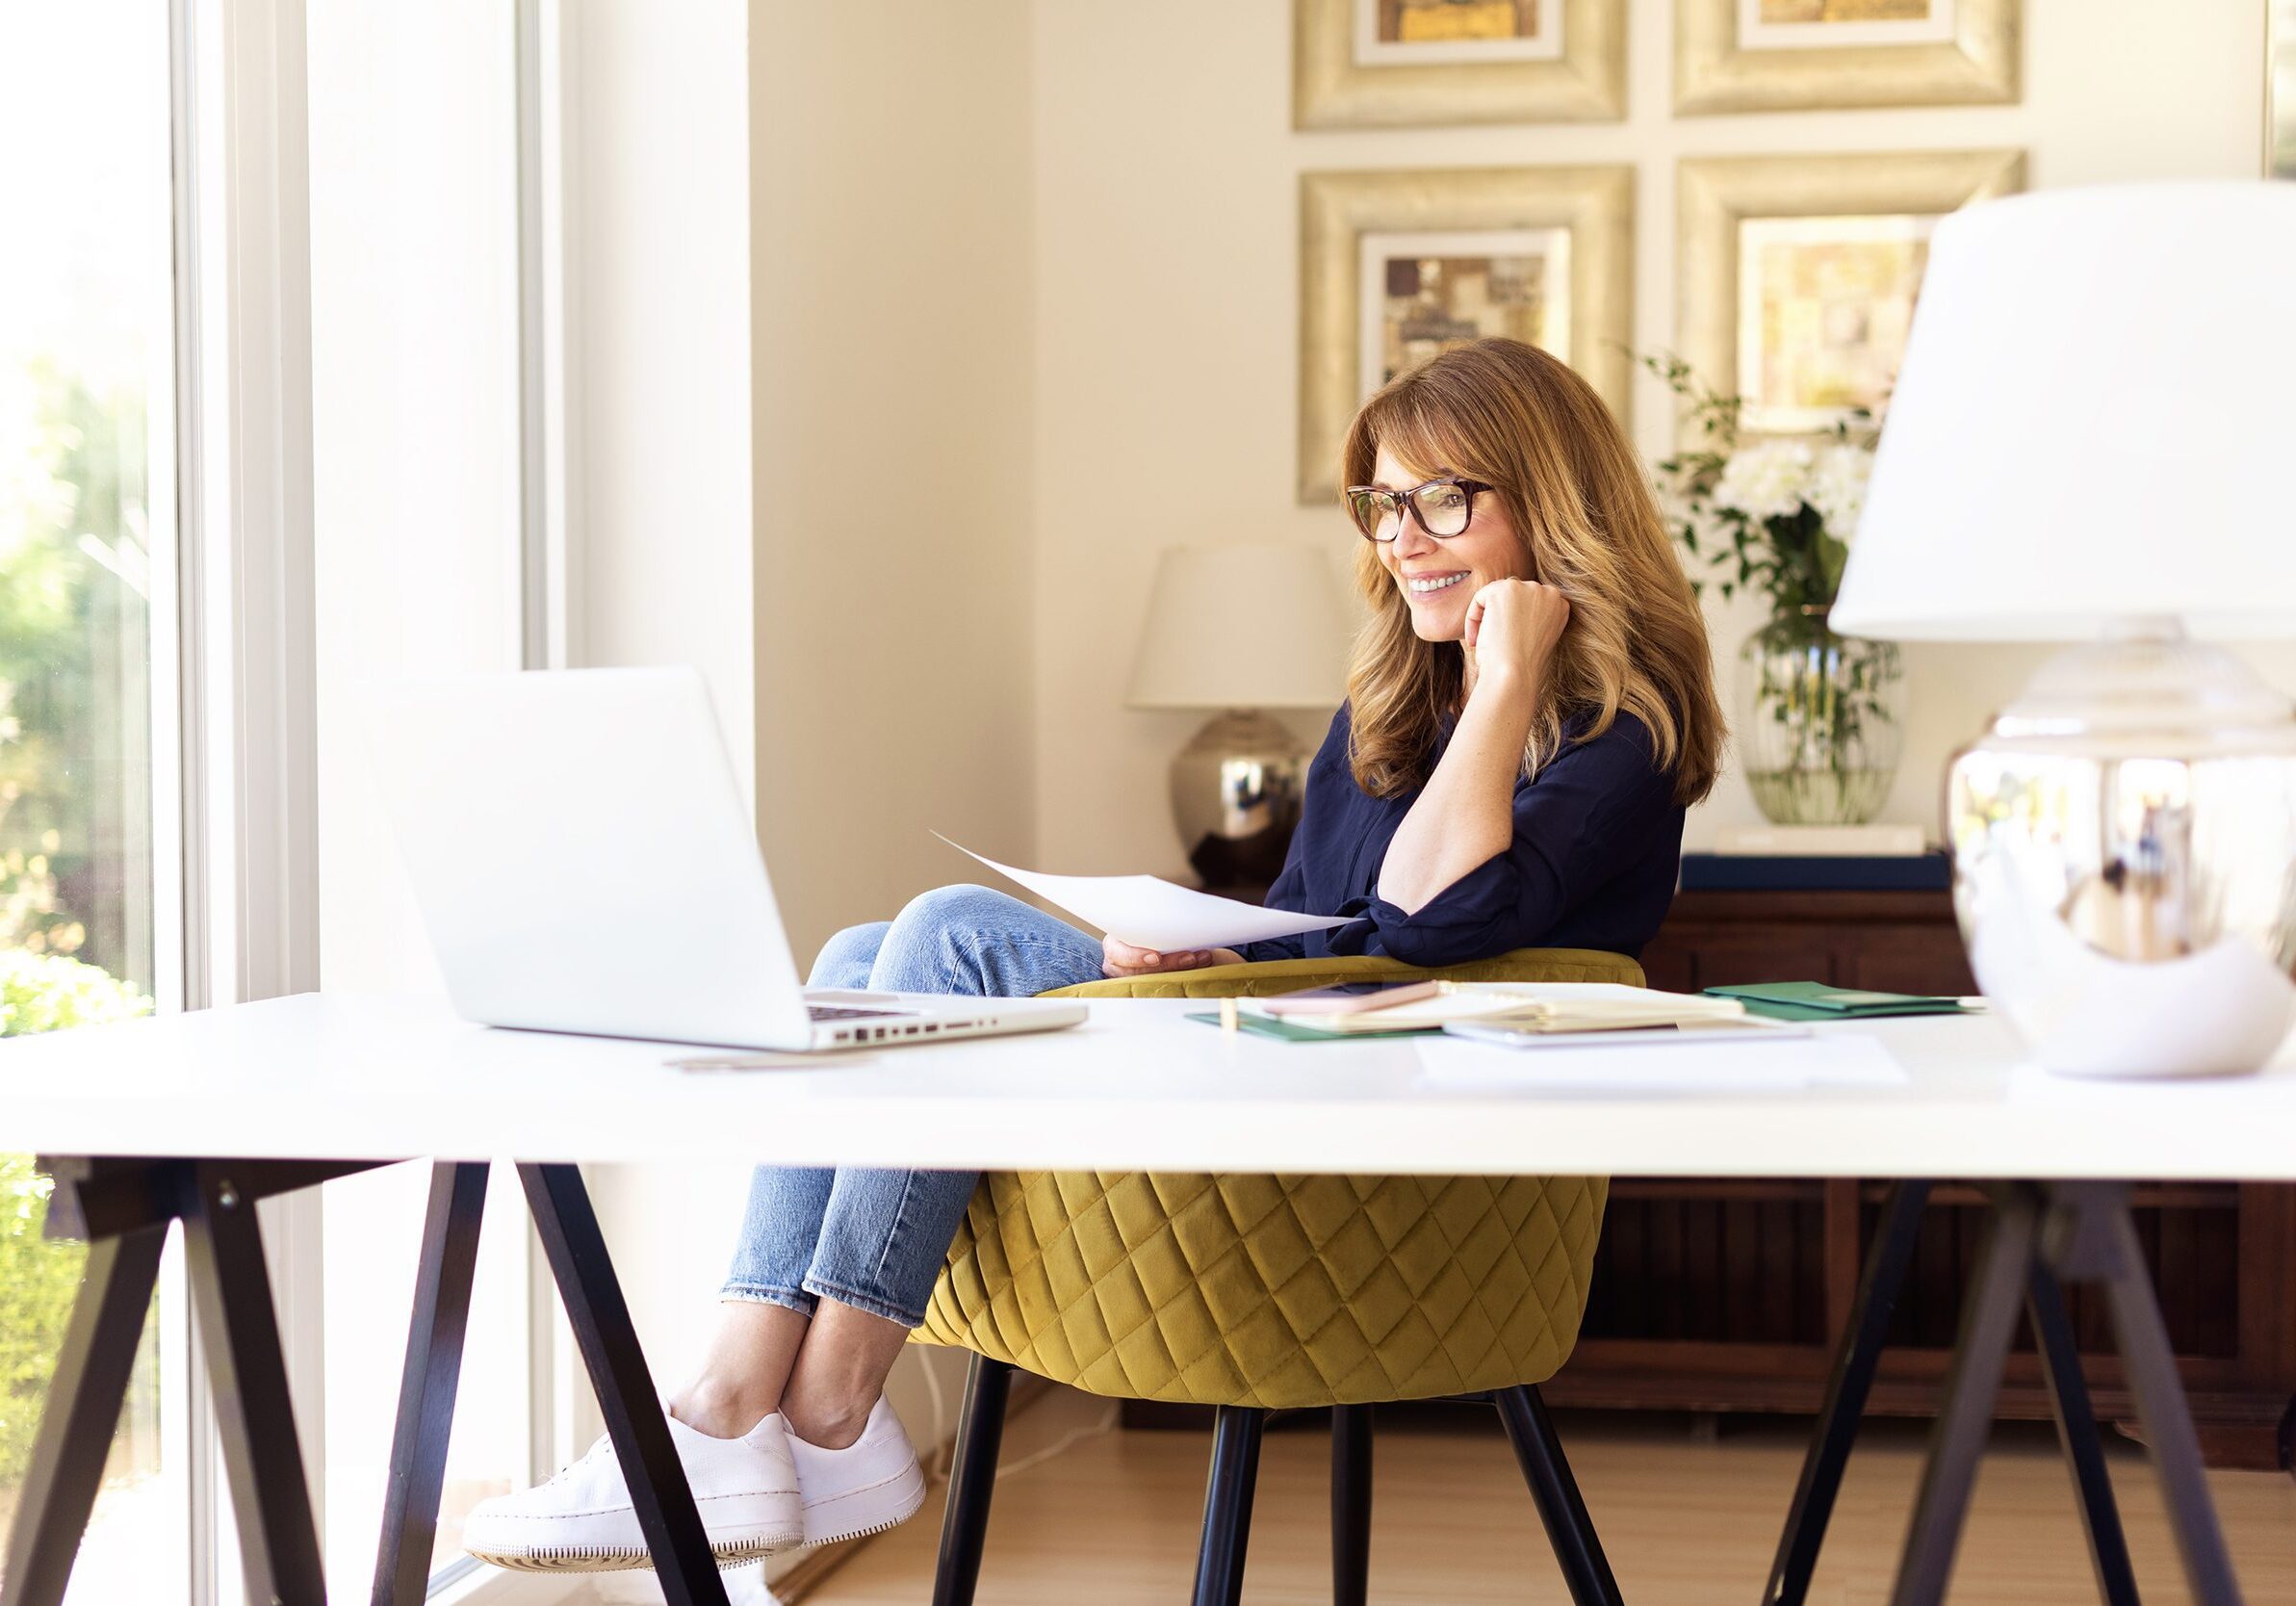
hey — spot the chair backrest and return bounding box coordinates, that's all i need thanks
[913,947,1634,1408]
[1036,945,1645,1000]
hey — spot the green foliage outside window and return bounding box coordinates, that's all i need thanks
[2,358,151,964]
[0,353,159,1495]
[0,953,153,1490]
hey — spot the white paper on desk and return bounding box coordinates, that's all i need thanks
[1415,1032,1908,1093]
[935,834,1351,950]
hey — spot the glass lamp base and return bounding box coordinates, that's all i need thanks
[1169,710,1308,891]
[1947,620,2296,1076]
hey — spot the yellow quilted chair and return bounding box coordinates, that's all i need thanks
[912,947,1635,1606]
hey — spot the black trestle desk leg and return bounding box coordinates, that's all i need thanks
[373,1162,490,1606]
[928,1354,1012,1606]
[1497,1385,1623,1606]
[0,1224,168,1606]
[2025,1257,2139,1606]
[180,1163,329,1606]
[1331,1403,1373,1606]
[1767,1179,1931,1606]
[2089,1190,2243,1606]
[518,1163,729,1606]
[1890,1187,2040,1606]
[1193,1406,1265,1606]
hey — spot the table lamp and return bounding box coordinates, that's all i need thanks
[1127,542,1354,889]
[1830,181,2296,1077]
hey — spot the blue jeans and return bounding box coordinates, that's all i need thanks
[719,884,1106,1327]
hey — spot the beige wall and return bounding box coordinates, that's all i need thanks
[1031,0,2282,875]
[749,0,1039,965]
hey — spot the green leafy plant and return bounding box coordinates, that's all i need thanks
[0,948,152,1037]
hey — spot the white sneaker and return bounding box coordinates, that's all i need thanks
[787,1398,929,1547]
[463,1412,803,1571]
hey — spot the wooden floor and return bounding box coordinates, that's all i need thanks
[800,1387,2296,1605]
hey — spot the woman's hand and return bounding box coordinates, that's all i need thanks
[1462,579,1570,700]
[1101,936,1245,978]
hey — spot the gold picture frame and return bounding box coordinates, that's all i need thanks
[1677,149,2024,436]
[1295,0,1627,129]
[1674,0,2020,116]
[1300,165,1634,503]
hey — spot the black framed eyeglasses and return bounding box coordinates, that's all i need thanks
[1343,475,1494,542]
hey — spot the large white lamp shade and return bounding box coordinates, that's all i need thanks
[1831,181,2296,642]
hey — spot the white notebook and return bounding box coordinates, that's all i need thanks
[1245,981,1750,1037]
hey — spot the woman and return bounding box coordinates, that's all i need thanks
[463,337,1723,1569]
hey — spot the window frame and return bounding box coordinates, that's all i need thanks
[166,0,569,1598]
[169,0,323,1594]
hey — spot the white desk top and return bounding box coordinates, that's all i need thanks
[0,992,2289,1180]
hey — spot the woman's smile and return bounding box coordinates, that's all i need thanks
[1404,569,1471,599]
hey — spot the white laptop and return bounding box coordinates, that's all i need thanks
[363,667,1087,1051]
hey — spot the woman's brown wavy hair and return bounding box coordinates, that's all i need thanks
[1343,338,1723,805]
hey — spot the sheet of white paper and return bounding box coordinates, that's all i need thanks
[936,834,1352,950]
[1414,1031,1908,1093]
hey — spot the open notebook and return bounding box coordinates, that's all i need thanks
[1238,981,1750,1038]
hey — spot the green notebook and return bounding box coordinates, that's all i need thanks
[1183,1011,1442,1043]
[1702,981,1971,1023]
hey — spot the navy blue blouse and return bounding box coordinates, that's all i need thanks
[1233,703,1685,968]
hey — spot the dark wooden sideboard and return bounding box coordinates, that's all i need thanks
[1551,885,2296,1471]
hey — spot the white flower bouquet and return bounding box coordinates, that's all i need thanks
[1639,352,1903,825]
[1640,352,1872,616]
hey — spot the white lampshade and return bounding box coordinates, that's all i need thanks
[1831,182,2296,643]
[1126,542,1354,710]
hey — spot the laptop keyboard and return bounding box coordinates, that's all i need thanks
[807,1003,907,1022]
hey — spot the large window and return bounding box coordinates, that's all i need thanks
[0,3,184,1599]
[4,3,552,1598]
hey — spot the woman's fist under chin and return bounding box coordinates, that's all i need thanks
[1463,578,1570,695]
[1100,936,1245,978]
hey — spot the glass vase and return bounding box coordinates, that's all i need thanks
[1739,609,1905,826]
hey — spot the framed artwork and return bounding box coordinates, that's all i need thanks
[1294,0,1627,129]
[1301,165,1632,502]
[2273,0,2296,179]
[1674,0,2020,115]
[1676,149,2024,435]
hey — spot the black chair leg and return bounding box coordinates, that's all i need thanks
[1331,1404,1373,1606]
[1497,1386,1624,1606]
[1194,1406,1266,1606]
[930,1355,1014,1606]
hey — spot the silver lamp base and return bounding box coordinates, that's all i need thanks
[1169,709,1309,889]
[1948,618,2296,1077]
